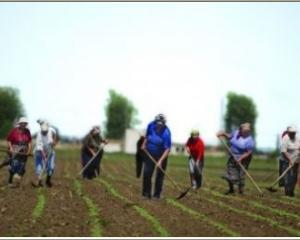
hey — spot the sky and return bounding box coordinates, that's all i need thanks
[0,3,300,149]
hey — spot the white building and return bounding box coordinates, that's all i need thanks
[123,128,143,154]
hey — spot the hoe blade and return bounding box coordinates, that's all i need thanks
[176,187,191,200]
[266,186,277,193]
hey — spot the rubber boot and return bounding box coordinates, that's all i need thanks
[8,173,14,184]
[46,175,53,188]
[225,182,234,195]
[38,179,43,187]
[238,185,244,194]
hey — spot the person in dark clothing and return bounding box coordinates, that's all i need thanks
[81,126,108,179]
[136,135,145,178]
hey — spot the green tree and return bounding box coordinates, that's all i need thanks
[104,89,139,139]
[224,92,258,138]
[0,87,24,138]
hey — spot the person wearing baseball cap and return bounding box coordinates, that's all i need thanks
[140,113,172,200]
[280,125,300,197]
[6,116,32,187]
[217,122,255,195]
[81,126,108,179]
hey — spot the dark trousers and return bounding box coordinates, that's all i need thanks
[81,150,103,179]
[142,154,168,198]
[282,161,299,196]
[135,151,145,178]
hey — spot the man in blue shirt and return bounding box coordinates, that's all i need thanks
[141,114,172,199]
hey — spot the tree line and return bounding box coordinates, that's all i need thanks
[0,86,257,142]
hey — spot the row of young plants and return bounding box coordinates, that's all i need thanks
[95,176,170,237]
[65,164,102,237]
[67,161,169,237]
[107,161,300,236]
[201,182,300,222]
[103,167,240,237]
[32,188,47,224]
[170,165,300,213]
[203,168,300,208]
[168,172,300,236]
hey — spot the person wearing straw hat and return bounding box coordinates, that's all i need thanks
[32,121,57,188]
[6,117,32,187]
[81,126,108,179]
[217,122,255,194]
[186,129,205,189]
[140,113,172,200]
[280,125,300,197]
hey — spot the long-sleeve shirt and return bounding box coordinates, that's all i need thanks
[186,137,205,161]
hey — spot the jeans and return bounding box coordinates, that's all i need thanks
[282,160,299,196]
[34,151,56,177]
[188,158,204,188]
[10,159,26,176]
[142,153,168,198]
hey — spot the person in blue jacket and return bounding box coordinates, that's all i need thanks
[141,114,172,200]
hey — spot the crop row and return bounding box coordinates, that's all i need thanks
[105,164,300,236]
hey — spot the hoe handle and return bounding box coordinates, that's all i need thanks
[143,149,182,192]
[269,163,294,188]
[79,145,104,176]
[0,148,33,157]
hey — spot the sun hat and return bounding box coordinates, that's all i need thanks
[17,117,28,125]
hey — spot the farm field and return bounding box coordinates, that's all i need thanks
[0,148,299,237]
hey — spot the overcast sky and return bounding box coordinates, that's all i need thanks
[1,3,299,149]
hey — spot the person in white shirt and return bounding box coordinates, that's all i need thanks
[32,121,57,187]
[280,125,300,197]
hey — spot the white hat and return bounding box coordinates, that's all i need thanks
[17,117,28,125]
[41,122,49,131]
[287,125,297,133]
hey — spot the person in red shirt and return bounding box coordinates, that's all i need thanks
[6,117,32,187]
[185,129,205,189]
